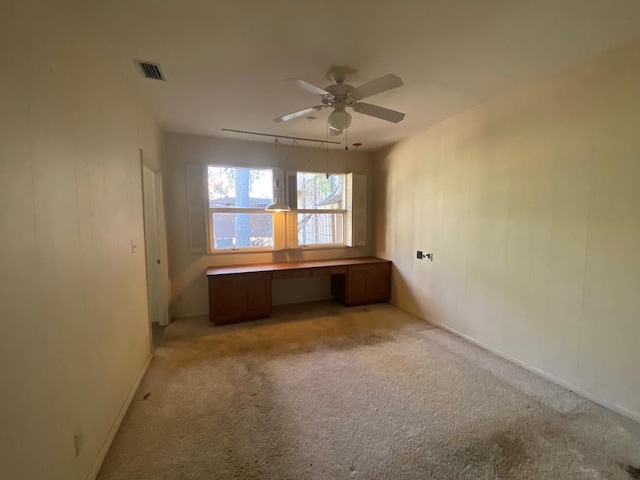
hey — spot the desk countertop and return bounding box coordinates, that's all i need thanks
[206,256,390,276]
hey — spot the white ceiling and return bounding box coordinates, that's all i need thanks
[89,0,640,150]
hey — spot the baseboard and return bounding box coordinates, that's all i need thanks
[172,311,208,320]
[424,317,640,424]
[273,294,333,307]
[86,353,153,480]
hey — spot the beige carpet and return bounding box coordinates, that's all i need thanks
[98,302,640,479]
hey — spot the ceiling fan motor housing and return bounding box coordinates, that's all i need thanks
[323,83,359,107]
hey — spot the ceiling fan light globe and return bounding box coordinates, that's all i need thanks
[328,110,352,132]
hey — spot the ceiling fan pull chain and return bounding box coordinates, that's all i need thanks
[326,125,330,178]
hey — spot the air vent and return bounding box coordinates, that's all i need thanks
[134,60,166,81]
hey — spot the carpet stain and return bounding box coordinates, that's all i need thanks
[493,431,528,475]
[426,429,530,479]
[626,464,640,479]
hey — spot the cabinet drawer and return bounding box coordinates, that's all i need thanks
[310,266,348,276]
[272,268,312,280]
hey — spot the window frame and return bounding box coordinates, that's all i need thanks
[206,165,276,254]
[203,164,362,254]
[290,171,348,249]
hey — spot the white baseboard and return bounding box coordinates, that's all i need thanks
[86,353,153,480]
[425,317,640,424]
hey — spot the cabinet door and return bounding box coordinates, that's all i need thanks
[346,266,371,305]
[367,263,391,302]
[209,273,272,324]
[243,273,272,320]
[209,276,242,324]
[345,263,391,306]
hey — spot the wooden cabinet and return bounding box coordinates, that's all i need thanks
[207,258,391,324]
[208,273,271,325]
[343,262,391,306]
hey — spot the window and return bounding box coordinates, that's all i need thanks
[207,166,274,250]
[186,163,365,254]
[295,172,346,247]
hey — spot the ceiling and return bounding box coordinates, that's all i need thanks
[88,0,640,150]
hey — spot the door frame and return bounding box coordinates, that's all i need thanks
[141,151,169,330]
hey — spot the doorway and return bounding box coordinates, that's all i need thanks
[142,157,169,348]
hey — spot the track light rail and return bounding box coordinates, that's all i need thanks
[221,128,341,145]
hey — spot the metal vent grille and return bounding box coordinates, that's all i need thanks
[134,60,165,81]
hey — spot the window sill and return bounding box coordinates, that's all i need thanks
[293,244,349,250]
[204,244,355,255]
[207,247,275,255]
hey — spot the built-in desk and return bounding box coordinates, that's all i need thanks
[206,257,391,325]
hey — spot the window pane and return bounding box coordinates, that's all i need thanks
[208,166,273,208]
[298,213,344,245]
[212,212,273,248]
[297,172,344,210]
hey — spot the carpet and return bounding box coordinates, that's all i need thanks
[98,301,640,479]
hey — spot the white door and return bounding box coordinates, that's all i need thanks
[142,162,168,326]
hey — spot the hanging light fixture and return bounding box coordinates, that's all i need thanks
[265,138,290,212]
[264,173,290,212]
[327,104,351,135]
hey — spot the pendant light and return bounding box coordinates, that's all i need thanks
[265,138,291,212]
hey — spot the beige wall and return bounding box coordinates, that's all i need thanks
[0,0,160,478]
[163,133,375,318]
[375,38,640,422]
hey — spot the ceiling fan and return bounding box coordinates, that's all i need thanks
[274,66,406,136]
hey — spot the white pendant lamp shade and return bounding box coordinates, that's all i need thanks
[265,169,290,212]
[265,198,289,212]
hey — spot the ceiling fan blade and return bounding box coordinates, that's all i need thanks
[273,105,324,123]
[352,102,406,123]
[355,73,404,100]
[288,79,331,96]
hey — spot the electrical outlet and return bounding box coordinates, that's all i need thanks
[73,430,83,457]
[417,251,433,261]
